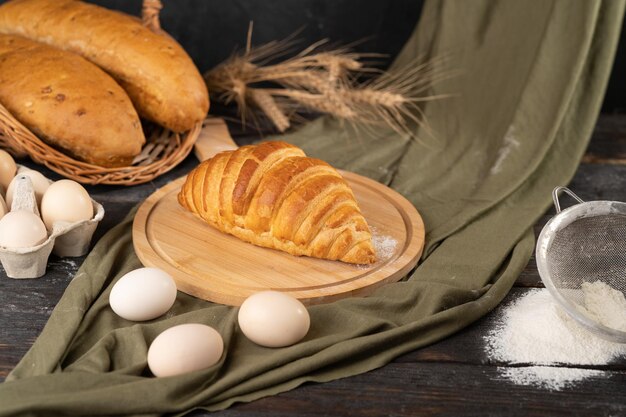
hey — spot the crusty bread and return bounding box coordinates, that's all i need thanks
[0,0,209,132]
[0,34,145,167]
[178,141,376,264]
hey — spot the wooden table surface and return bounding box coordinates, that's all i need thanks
[1,114,625,416]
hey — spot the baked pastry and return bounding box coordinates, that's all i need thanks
[178,141,376,264]
[0,34,145,167]
[0,0,209,132]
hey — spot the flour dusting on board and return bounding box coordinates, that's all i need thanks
[370,227,397,262]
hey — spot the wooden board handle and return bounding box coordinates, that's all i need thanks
[194,117,238,161]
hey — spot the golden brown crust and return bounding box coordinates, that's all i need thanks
[0,0,209,132]
[178,141,376,264]
[0,34,144,167]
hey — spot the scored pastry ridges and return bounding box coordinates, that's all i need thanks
[178,141,376,264]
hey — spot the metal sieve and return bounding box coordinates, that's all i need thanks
[536,186,626,343]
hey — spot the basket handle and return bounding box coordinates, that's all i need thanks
[552,186,584,213]
[142,0,162,32]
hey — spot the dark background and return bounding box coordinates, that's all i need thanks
[1,0,625,112]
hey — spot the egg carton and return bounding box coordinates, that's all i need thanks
[0,167,104,279]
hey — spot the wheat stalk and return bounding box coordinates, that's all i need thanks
[204,27,450,137]
[248,89,290,132]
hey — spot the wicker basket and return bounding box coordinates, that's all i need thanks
[0,0,202,185]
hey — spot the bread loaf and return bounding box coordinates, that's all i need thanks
[0,34,145,167]
[178,141,376,264]
[0,0,209,132]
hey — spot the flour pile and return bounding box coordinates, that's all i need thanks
[485,285,626,390]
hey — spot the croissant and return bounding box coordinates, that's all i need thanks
[178,141,376,264]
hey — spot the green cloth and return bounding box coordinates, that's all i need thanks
[1,0,623,415]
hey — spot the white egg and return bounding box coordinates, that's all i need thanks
[0,194,7,219]
[40,179,93,230]
[109,267,177,321]
[0,149,16,192]
[238,291,310,348]
[5,169,49,209]
[147,324,224,377]
[0,210,48,248]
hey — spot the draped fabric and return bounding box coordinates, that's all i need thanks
[1,1,623,415]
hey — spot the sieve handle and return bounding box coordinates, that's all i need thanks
[552,186,584,213]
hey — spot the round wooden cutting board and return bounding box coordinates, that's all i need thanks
[132,117,425,306]
[133,172,424,306]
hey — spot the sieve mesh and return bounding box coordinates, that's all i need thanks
[547,214,626,309]
[538,187,626,342]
